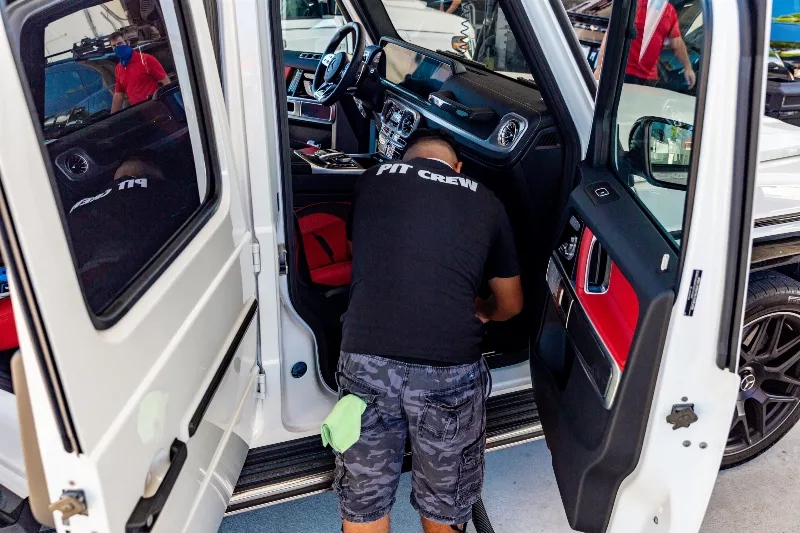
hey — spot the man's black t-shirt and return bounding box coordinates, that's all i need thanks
[67,176,198,313]
[342,158,519,365]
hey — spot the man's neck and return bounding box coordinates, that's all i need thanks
[424,157,453,170]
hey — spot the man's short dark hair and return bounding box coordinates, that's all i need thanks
[108,31,125,42]
[403,128,459,162]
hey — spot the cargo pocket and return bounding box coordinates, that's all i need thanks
[336,371,386,431]
[455,431,486,507]
[419,381,477,443]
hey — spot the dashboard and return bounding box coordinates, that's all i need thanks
[284,39,555,167]
[372,38,552,165]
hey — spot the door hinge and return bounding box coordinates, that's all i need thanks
[49,489,87,520]
[278,243,288,276]
[251,243,261,274]
[666,404,698,430]
[254,372,267,399]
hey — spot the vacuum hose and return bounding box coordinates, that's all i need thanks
[471,498,496,533]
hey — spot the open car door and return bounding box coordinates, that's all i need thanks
[533,0,768,531]
[0,0,259,531]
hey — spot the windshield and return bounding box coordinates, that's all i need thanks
[379,0,532,80]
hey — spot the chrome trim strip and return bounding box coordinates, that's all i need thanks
[225,423,543,515]
[485,423,543,447]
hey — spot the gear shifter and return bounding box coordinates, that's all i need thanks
[294,148,362,172]
[315,149,354,165]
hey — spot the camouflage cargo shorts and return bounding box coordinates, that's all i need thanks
[333,351,491,525]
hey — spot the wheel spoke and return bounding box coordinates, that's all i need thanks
[734,400,752,446]
[741,325,759,361]
[774,349,800,374]
[752,402,767,437]
[777,330,800,357]
[742,321,769,361]
[764,369,800,388]
[764,316,786,358]
[765,392,798,405]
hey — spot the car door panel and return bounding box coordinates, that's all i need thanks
[535,168,678,532]
[0,0,259,531]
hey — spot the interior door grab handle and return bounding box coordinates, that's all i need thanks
[125,439,187,533]
[584,236,612,294]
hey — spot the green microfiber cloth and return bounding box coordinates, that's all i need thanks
[321,394,368,453]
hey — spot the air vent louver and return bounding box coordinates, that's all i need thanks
[497,119,520,147]
[65,154,89,176]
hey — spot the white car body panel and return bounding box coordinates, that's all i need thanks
[0,0,260,531]
[0,0,763,531]
[608,1,757,530]
[618,86,800,233]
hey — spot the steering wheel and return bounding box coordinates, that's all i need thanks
[312,22,365,106]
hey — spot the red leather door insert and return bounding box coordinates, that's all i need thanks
[574,227,639,370]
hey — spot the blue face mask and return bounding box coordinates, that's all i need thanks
[114,44,133,66]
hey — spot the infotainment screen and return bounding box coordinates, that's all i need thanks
[382,42,453,95]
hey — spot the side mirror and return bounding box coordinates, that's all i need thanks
[628,117,693,191]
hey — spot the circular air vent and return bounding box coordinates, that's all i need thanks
[65,153,89,176]
[497,119,520,147]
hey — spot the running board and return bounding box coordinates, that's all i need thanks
[226,389,541,515]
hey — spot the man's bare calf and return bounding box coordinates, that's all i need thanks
[343,516,389,533]
[342,514,462,533]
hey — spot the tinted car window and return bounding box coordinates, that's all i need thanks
[18,0,213,318]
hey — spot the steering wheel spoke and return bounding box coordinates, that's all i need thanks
[313,82,336,101]
[311,22,365,106]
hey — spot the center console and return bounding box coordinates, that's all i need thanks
[292,97,421,175]
[376,98,420,159]
[292,147,385,176]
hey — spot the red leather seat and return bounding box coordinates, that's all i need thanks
[295,203,352,287]
[0,297,18,351]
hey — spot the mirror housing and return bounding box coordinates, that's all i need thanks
[628,117,693,191]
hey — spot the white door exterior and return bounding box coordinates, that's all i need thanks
[0,0,261,531]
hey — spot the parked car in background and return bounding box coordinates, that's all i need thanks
[281,0,476,58]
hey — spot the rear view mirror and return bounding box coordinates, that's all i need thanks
[628,117,693,191]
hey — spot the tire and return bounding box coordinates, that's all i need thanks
[721,270,800,469]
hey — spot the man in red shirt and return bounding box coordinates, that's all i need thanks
[109,32,171,113]
[594,0,696,89]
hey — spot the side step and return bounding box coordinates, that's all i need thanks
[226,388,542,515]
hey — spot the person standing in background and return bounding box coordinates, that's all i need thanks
[109,31,170,113]
[594,0,696,89]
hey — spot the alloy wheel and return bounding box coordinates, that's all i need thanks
[726,312,800,457]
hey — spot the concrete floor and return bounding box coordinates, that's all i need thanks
[219,423,800,533]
